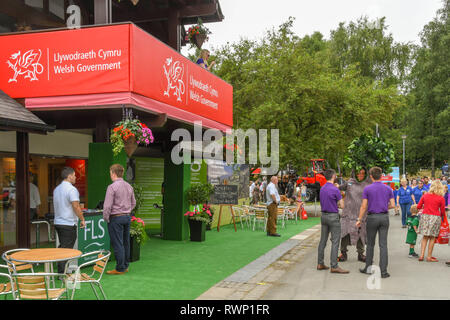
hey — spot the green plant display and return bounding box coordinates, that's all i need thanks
[342,134,395,174]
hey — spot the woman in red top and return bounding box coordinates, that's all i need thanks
[417,180,446,262]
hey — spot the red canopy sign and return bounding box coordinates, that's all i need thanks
[0,23,233,127]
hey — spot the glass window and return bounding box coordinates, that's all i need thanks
[0,154,17,251]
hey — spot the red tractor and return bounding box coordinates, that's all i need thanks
[296,159,328,201]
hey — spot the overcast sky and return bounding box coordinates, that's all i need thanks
[182,0,443,56]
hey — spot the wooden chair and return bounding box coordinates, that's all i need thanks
[66,250,110,300]
[276,207,287,229]
[0,265,16,300]
[13,273,68,300]
[251,207,268,231]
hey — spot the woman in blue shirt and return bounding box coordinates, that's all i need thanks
[412,180,426,205]
[196,49,215,71]
[396,178,415,228]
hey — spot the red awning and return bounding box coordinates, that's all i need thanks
[0,23,233,129]
[25,91,231,132]
[252,168,261,174]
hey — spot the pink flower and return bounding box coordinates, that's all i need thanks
[145,139,149,144]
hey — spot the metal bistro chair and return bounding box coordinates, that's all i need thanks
[251,207,268,231]
[276,207,287,229]
[2,249,35,275]
[285,205,299,224]
[0,265,16,300]
[31,219,55,248]
[13,272,68,300]
[232,206,251,230]
[66,250,111,300]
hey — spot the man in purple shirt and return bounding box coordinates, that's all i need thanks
[317,169,349,274]
[356,167,395,278]
[103,164,136,275]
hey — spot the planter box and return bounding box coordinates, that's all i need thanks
[130,235,140,262]
[188,219,206,242]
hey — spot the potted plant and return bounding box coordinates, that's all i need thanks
[110,116,154,157]
[184,183,215,241]
[129,215,148,262]
[185,18,211,49]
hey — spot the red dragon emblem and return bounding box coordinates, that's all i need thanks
[6,49,44,83]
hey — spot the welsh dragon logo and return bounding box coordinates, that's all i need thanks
[163,57,185,102]
[6,49,44,83]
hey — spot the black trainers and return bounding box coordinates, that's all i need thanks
[381,272,390,278]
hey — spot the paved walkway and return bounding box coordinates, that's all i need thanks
[198,209,450,300]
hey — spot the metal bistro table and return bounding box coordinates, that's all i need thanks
[9,248,82,288]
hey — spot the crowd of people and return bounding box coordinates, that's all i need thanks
[316,167,449,278]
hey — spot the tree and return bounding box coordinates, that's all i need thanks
[386,0,449,176]
[214,18,405,173]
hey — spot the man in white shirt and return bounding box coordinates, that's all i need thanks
[249,181,255,204]
[53,167,85,274]
[29,173,41,220]
[266,176,281,237]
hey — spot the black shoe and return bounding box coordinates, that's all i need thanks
[359,268,370,275]
[381,272,390,278]
[268,233,281,237]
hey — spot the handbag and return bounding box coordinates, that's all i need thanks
[437,213,449,245]
[301,207,308,220]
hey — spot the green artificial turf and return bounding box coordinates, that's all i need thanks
[4,218,320,300]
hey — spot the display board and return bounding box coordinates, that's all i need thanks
[77,211,110,265]
[134,157,164,231]
[207,160,249,199]
[210,185,238,205]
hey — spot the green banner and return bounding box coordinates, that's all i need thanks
[77,213,110,265]
[134,157,164,231]
[190,160,207,185]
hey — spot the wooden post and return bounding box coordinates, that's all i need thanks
[16,131,30,248]
[217,204,237,232]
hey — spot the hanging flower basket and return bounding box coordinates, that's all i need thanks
[111,118,154,157]
[193,34,208,49]
[185,19,211,49]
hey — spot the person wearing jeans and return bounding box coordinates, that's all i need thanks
[103,164,136,275]
[396,178,414,228]
[317,169,349,274]
[357,167,395,278]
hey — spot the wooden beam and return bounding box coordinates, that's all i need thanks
[0,1,65,28]
[113,2,219,23]
[168,9,180,51]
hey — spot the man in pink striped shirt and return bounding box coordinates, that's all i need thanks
[103,164,136,275]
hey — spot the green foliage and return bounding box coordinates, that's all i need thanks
[185,183,215,205]
[214,16,407,171]
[342,134,395,174]
[131,183,143,213]
[383,0,449,176]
